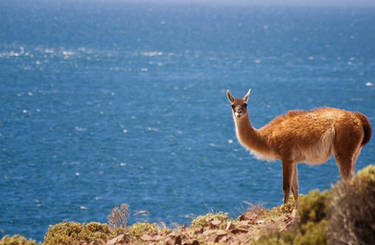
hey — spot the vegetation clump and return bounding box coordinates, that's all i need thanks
[0,235,40,245]
[127,222,159,239]
[108,204,129,229]
[329,165,375,245]
[271,194,297,215]
[253,189,331,245]
[298,189,331,225]
[254,165,375,245]
[43,221,120,245]
[191,212,232,230]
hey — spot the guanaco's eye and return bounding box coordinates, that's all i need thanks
[231,105,235,109]
[243,103,247,108]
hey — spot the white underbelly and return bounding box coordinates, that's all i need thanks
[297,127,335,165]
[303,150,332,165]
[250,150,276,162]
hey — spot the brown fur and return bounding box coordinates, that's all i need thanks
[227,89,372,209]
[355,112,372,146]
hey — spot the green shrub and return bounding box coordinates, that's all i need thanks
[253,220,328,245]
[252,233,292,245]
[190,212,232,230]
[294,220,328,245]
[128,223,158,238]
[280,195,297,214]
[253,190,330,245]
[0,235,40,245]
[298,189,331,225]
[43,221,113,245]
[329,165,375,245]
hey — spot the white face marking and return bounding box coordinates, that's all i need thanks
[232,102,247,119]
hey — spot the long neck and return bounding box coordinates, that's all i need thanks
[234,114,271,154]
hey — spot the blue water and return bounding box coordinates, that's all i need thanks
[1,1,374,241]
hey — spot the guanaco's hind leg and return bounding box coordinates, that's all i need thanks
[335,146,362,179]
[333,121,365,180]
[334,137,362,180]
[335,159,354,179]
[282,160,296,205]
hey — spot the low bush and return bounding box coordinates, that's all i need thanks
[253,189,330,245]
[329,165,375,245]
[298,189,331,225]
[190,212,232,230]
[128,222,159,239]
[43,221,115,245]
[0,235,40,245]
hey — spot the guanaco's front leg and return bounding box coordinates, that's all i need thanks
[291,164,299,209]
[282,160,295,205]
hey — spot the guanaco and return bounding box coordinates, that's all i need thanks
[227,89,371,208]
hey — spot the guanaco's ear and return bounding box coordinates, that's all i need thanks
[243,89,251,102]
[227,89,235,104]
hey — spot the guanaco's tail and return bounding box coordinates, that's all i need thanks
[355,112,372,146]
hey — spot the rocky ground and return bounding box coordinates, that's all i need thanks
[104,204,295,245]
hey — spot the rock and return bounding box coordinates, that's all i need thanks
[153,235,164,241]
[141,234,154,241]
[191,240,199,245]
[226,221,234,230]
[215,235,228,243]
[216,230,227,236]
[256,219,265,225]
[174,235,182,245]
[231,228,248,234]
[106,234,125,245]
[210,219,222,226]
[228,241,240,245]
[238,211,258,223]
[183,240,200,245]
[237,233,250,243]
[166,235,182,245]
[202,230,217,236]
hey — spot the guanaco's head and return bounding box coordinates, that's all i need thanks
[227,89,251,119]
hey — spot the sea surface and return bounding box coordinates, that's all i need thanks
[0,0,374,241]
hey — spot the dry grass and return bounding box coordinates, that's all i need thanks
[108,204,129,229]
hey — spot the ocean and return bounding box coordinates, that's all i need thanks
[0,0,374,241]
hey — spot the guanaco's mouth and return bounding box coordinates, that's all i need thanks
[234,112,242,118]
